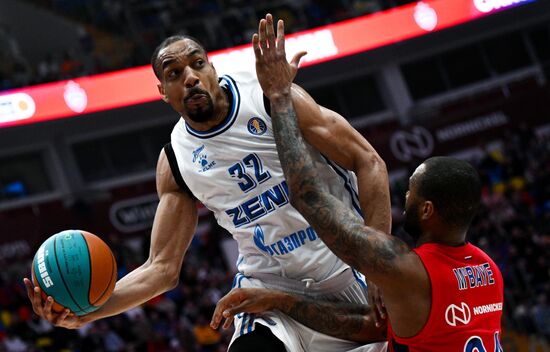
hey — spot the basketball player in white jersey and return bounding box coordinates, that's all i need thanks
[24,14,389,352]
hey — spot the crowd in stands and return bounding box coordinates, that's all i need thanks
[0,0,416,91]
[0,126,548,351]
[473,128,550,340]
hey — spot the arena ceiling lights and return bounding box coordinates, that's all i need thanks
[0,0,535,129]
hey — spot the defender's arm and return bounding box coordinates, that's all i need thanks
[252,13,430,339]
[211,288,386,343]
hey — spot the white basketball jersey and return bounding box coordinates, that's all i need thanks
[170,71,362,281]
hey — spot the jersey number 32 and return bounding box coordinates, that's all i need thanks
[228,153,272,193]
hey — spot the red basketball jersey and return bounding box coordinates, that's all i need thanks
[388,242,504,352]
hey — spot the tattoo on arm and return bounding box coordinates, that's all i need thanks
[270,95,409,274]
[279,294,383,342]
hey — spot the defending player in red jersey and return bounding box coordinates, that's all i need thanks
[387,241,504,351]
[212,16,504,351]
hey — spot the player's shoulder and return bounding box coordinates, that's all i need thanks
[219,70,265,110]
[469,243,502,273]
[156,148,175,192]
[467,242,495,261]
[169,116,186,137]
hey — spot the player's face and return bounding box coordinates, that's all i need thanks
[157,39,218,123]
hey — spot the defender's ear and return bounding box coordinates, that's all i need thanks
[421,201,434,221]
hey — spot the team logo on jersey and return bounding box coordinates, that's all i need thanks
[445,302,471,326]
[192,145,205,163]
[192,144,216,173]
[247,117,267,136]
[253,225,268,252]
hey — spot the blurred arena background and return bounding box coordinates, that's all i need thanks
[0,0,549,351]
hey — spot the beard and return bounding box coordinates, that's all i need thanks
[403,201,422,242]
[184,88,215,123]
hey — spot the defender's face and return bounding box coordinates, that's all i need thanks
[403,164,426,241]
[157,39,218,122]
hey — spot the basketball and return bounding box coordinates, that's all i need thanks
[31,230,117,316]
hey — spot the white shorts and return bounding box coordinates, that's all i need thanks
[229,269,387,352]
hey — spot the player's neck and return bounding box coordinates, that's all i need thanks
[416,230,467,247]
[185,86,230,131]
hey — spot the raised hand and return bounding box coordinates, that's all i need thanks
[210,288,282,330]
[253,14,307,100]
[23,278,87,329]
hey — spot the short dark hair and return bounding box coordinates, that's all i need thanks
[416,156,481,229]
[151,35,207,80]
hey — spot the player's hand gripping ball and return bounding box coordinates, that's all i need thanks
[31,230,117,316]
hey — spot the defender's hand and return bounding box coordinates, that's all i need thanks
[210,288,282,330]
[367,280,387,327]
[23,278,87,329]
[253,14,307,100]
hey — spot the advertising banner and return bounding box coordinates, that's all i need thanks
[0,0,534,128]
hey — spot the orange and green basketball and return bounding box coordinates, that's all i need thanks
[31,230,117,316]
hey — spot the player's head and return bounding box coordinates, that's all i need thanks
[151,35,219,123]
[403,156,481,242]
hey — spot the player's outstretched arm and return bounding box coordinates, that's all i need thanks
[253,12,404,286]
[256,13,390,325]
[255,16,390,236]
[253,12,428,316]
[210,288,386,343]
[24,149,198,328]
